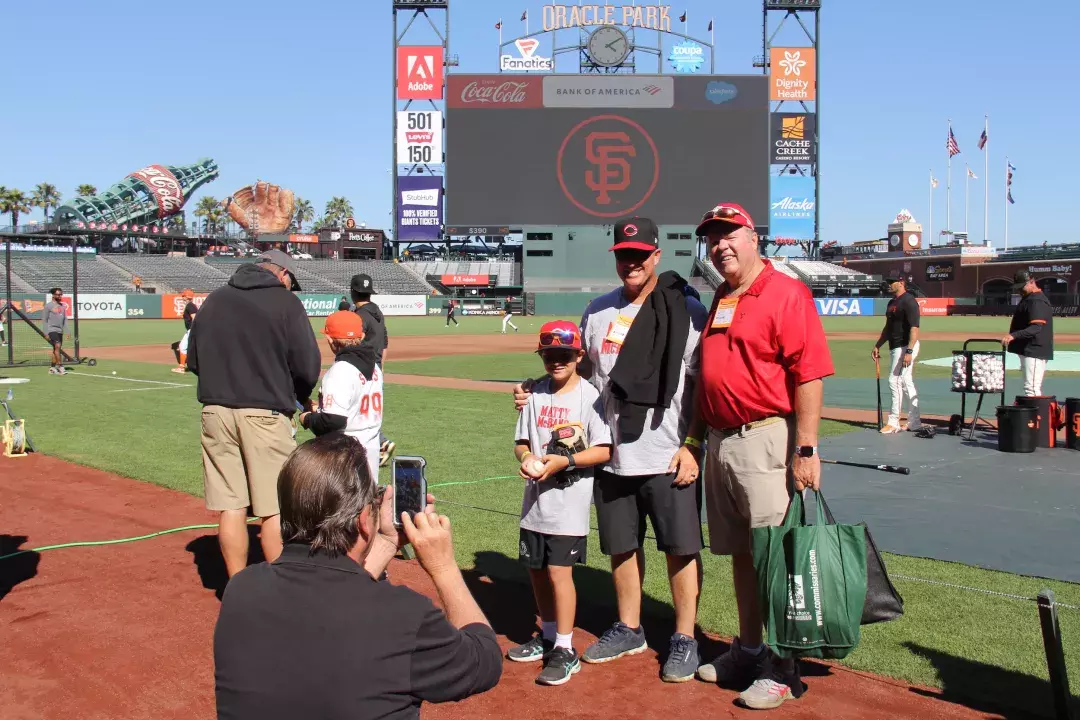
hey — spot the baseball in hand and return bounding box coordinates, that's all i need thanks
[111,371,116,375]
[531,459,545,476]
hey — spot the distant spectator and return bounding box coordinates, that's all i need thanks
[133,276,143,293]
[43,287,68,375]
[338,294,351,311]
[1002,270,1054,396]
[187,249,321,577]
[214,433,502,718]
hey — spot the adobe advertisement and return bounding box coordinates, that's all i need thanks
[396,46,443,100]
[769,172,816,241]
[396,175,444,242]
[445,74,767,226]
[769,47,815,102]
[396,110,443,165]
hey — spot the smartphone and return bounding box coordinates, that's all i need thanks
[392,455,428,527]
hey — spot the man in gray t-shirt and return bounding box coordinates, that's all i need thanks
[42,287,69,375]
[513,217,707,684]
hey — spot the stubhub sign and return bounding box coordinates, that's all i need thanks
[814,298,874,316]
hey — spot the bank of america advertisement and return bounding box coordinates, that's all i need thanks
[769,173,815,241]
[396,175,443,242]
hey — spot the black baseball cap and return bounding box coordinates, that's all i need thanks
[884,270,904,284]
[350,273,376,294]
[1012,270,1033,289]
[610,217,659,252]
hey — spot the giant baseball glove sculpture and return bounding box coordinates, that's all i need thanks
[225,181,296,234]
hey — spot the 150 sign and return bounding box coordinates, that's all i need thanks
[396,111,443,165]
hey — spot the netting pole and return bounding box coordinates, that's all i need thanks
[4,233,12,366]
[71,234,80,362]
[1037,589,1075,720]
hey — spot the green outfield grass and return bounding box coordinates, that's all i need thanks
[4,355,1078,716]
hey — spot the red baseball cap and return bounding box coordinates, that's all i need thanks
[695,203,755,236]
[610,217,660,252]
[537,320,582,352]
[323,311,365,340]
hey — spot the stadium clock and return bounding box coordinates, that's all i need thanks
[587,26,631,67]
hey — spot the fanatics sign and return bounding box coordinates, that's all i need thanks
[397,46,444,100]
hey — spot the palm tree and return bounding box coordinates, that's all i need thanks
[1,189,32,231]
[323,196,354,229]
[32,183,62,222]
[76,184,98,197]
[294,197,314,232]
[193,196,220,234]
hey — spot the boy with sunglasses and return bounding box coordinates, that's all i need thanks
[509,320,612,686]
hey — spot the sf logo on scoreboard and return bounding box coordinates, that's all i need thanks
[556,114,659,219]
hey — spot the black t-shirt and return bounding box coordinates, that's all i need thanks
[884,292,920,349]
[354,302,388,366]
[1008,291,1054,360]
[214,544,502,720]
[183,301,198,331]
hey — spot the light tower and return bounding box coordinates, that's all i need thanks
[755,0,820,251]
[392,0,453,251]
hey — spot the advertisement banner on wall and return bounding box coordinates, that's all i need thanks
[769,47,816,102]
[161,293,209,319]
[397,46,443,100]
[289,234,319,244]
[373,295,428,316]
[298,294,340,317]
[916,298,956,316]
[441,274,489,286]
[814,297,874,316]
[396,110,443,165]
[769,173,816,240]
[47,294,127,319]
[770,113,816,164]
[925,262,955,281]
[126,293,162,319]
[396,175,443,242]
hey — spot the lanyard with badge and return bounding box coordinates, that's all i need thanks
[711,296,739,330]
[604,313,636,346]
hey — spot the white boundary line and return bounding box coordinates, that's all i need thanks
[63,370,190,388]
[107,385,194,393]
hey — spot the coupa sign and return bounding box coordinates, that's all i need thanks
[814,298,873,316]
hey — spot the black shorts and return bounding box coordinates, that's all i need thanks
[48,332,63,347]
[518,528,587,570]
[593,469,704,557]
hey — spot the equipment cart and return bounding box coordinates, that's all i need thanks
[948,339,1007,440]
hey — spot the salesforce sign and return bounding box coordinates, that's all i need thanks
[769,172,816,241]
[667,40,704,73]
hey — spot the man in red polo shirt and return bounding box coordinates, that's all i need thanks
[681,203,833,710]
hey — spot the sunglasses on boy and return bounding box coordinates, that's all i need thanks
[538,329,580,348]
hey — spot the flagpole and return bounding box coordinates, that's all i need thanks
[929,170,934,248]
[964,164,970,237]
[946,119,952,237]
[1004,156,1009,251]
[499,19,502,48]
[983,115,989,245]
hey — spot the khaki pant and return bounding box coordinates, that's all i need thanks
[201,406,295,518]
[704,416,795,556]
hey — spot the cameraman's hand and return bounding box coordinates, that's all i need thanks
[376,485,436,550]
[537,454,570,482]
[512,379,534,413]
[402,509,458,580]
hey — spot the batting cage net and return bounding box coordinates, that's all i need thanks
[2,233,87,370]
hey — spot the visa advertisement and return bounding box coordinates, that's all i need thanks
[769,173,816,241]
[814,298,874,316]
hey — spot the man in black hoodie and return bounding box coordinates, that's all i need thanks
[187,249,322,578]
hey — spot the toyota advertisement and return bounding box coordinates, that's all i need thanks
[445,74,767,226]
[769,172,816,241]
[396,175,444,242]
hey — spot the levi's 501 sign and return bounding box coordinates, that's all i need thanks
[396,111,443,165]
[397,46,443,100]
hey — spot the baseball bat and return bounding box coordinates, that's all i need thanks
[822,459,910,475]
[875,356,883,431]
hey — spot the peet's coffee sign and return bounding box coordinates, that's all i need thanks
[543,4,672,32]
[925,262,954,281]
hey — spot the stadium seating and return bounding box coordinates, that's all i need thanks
[771,259,803,280]
[405,260,518,287]
[103,255,231,293]
[9,253,133,293]
[204,259,433,295]
[787,260,871,279]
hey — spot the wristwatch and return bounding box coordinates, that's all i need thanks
[566,454,577,471]
[904,348,914,355]
[795,445,818,458]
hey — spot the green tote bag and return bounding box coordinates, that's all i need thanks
[751,489,868,660]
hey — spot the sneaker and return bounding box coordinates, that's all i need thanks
[171,366,186,374]
[536,646,581,686]
[379,440,396,468]
[902,421,924,432]
[581,622,647,664]
[58,367,67,375]
[696,637,771,686]
[736,656,804,710]
[879,424,901,434]
[507,635,550,663]
[661,633,699,683]
[48,367,58,375]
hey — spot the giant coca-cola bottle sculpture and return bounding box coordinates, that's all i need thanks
[54,158,219,229]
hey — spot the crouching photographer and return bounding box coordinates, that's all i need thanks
[214,432,502,719]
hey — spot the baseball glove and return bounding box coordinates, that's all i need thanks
[545,422,588,488]
[225,181,296,234]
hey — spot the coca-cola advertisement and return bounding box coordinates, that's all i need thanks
[448,75,542,108]
[128,165,186,219]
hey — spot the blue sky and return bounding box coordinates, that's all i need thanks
[3,0,1068,246]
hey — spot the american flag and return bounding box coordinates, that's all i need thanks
[947,128,960,157]
[977,129,987,150]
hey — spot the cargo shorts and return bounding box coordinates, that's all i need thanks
[704,416,795,556]
[201,406,295,518]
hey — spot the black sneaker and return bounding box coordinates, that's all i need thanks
[661,633,699,683]
[507,635,550,663]
[581,621,647,664]
[536,646,581,686]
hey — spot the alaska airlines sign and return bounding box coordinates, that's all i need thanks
[543,4,673,32]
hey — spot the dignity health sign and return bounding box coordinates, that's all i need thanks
[769,173,816,241]
[396,175,443,242]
